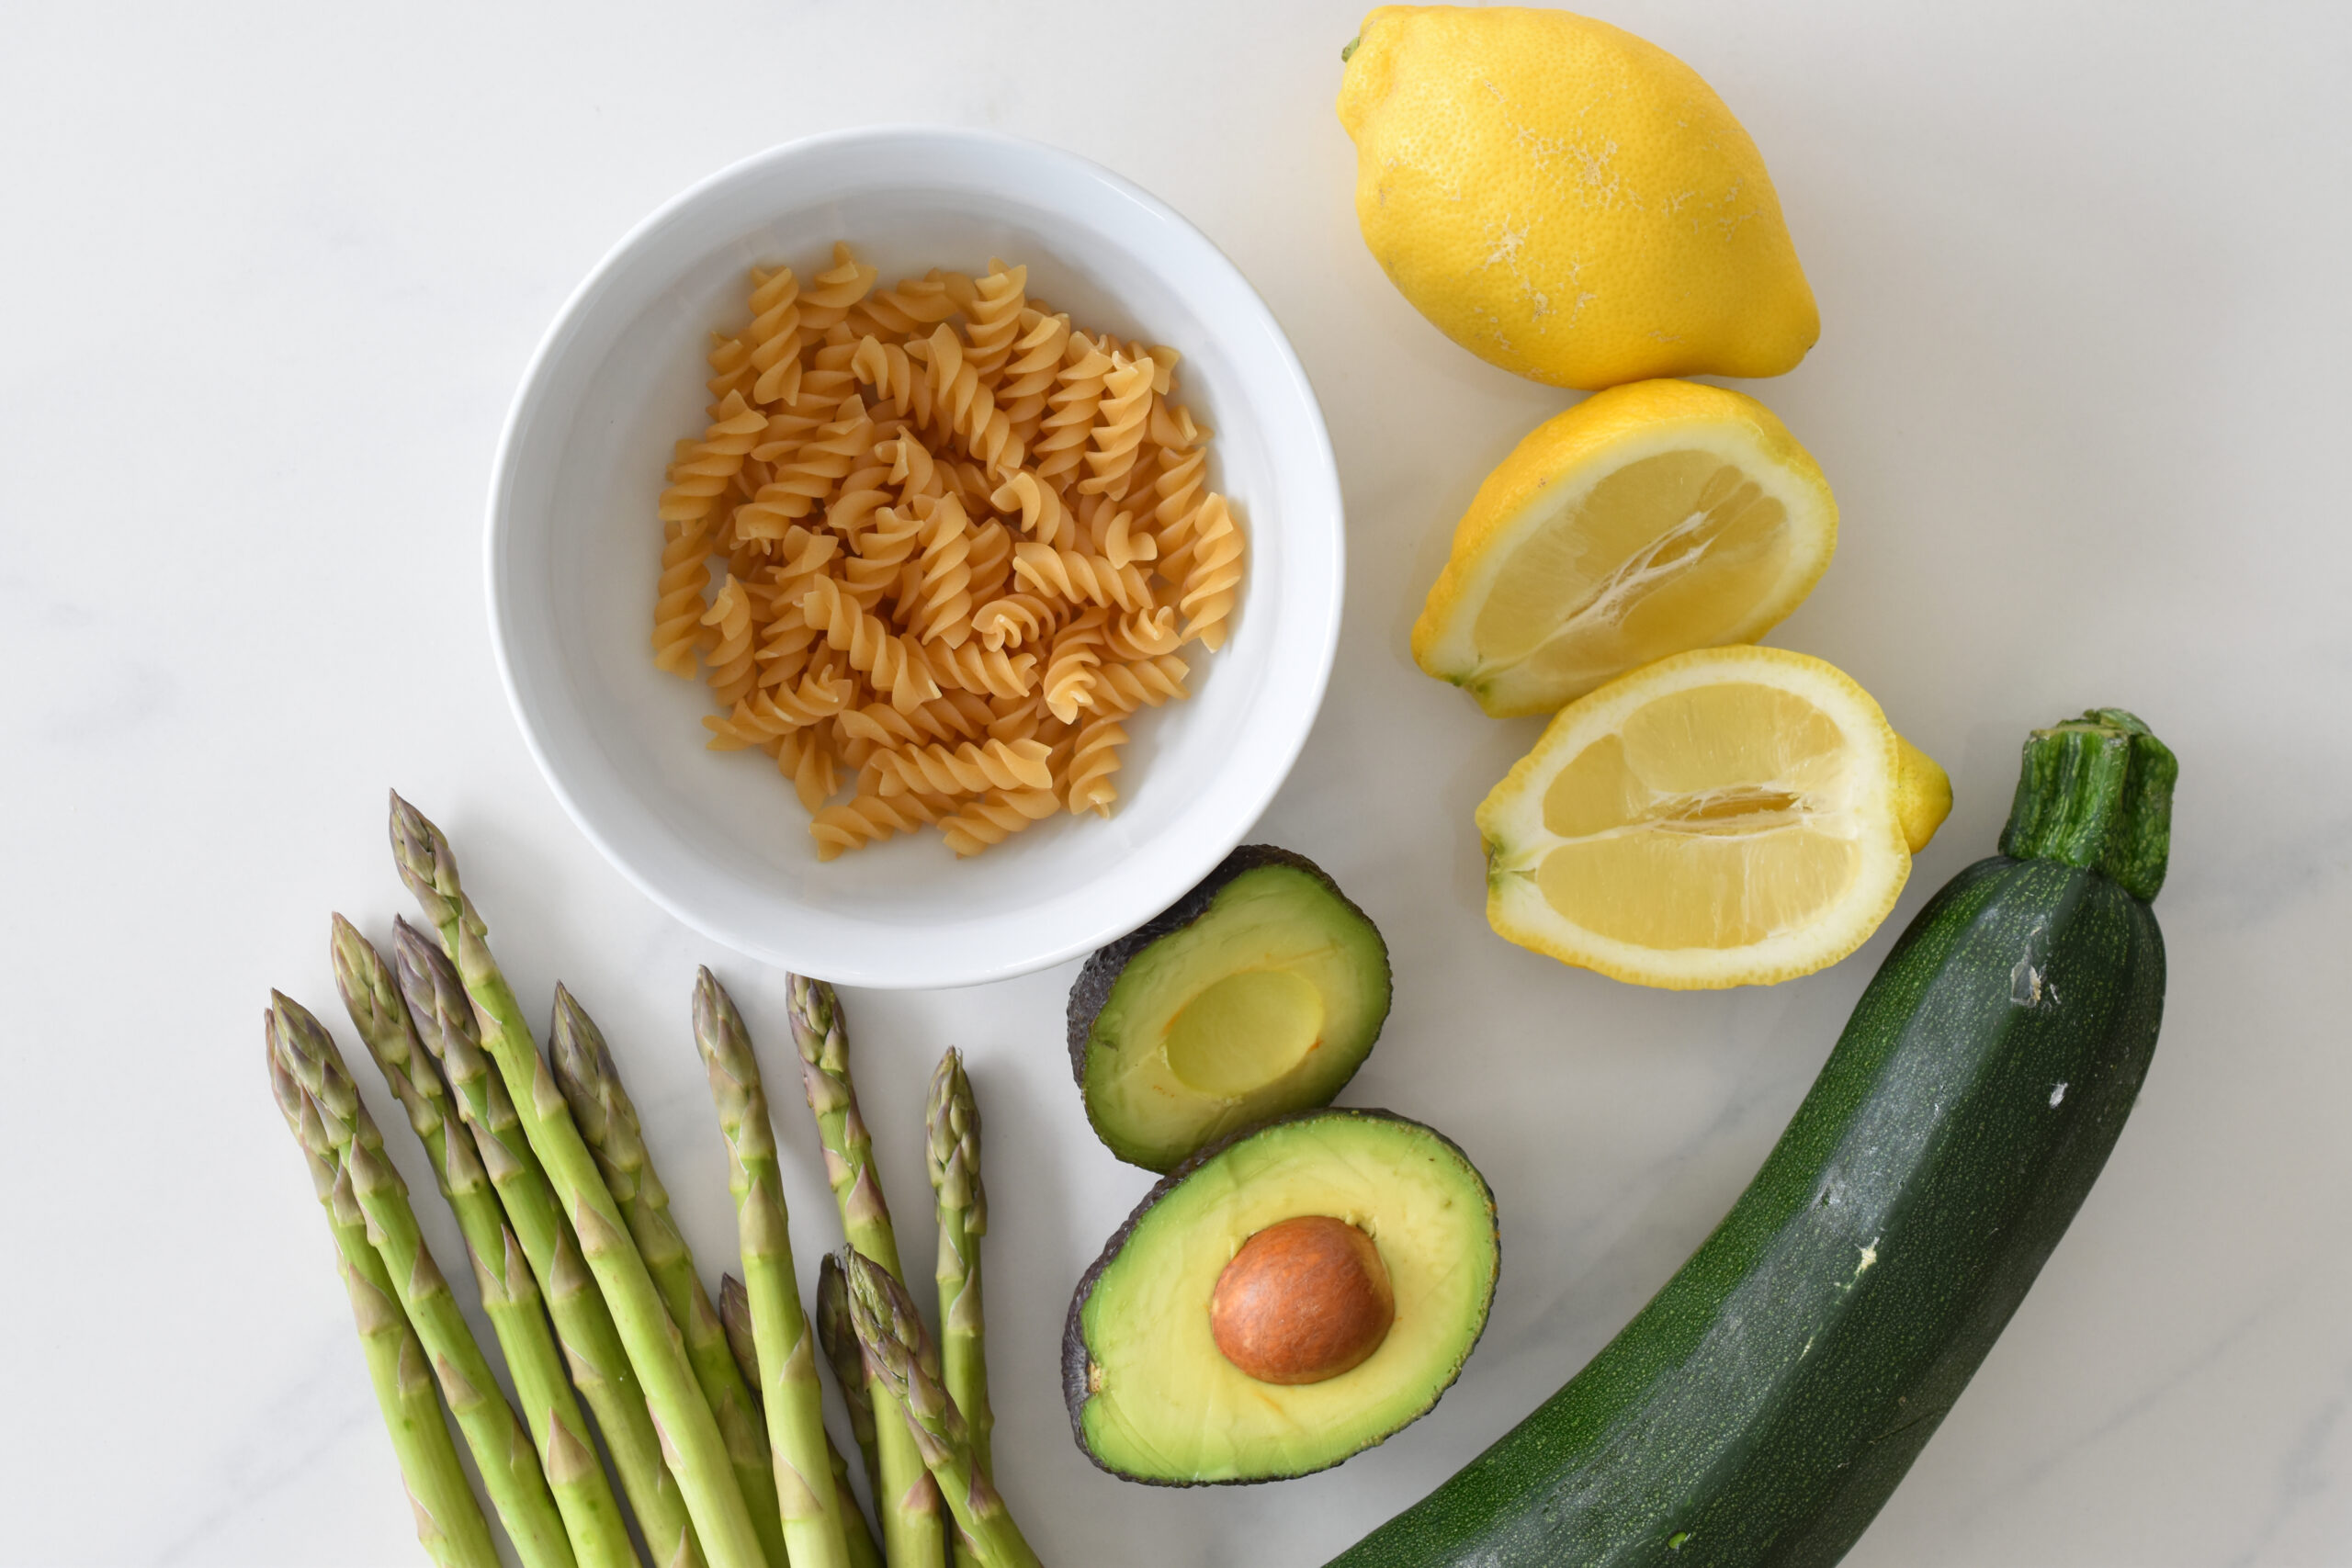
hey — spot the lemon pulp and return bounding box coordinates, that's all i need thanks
[1476,646,1944,988]
[1412,380,1838,718]
[1468,451,1796,705]
[1532,683,1861,950]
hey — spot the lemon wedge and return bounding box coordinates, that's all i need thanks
[1414,380,1837,717]
[1477,647,1951,988]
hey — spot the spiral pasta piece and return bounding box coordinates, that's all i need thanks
[1104,605,1182,661]
[794,243,879,335]
[1042,608,1107,724]
[766,526,840,595]
[876,434,944,504]
[700,574,759,706]
[853,270,958,336]
[809,789,957,861]
[939,788,1061,857]
[1148,397,1202,453]
[1097,509,1159,570]
[704,670,854,750]
[998,310,1071,442]
[755,612,820,690]
[1080,355,1157,496]
[1179,493,1244,651]
[852,335,933,424]
[964,519,1012,607]
[771,728,838,813]
[1095,653,1191,714]
[1151,442,1209,540]
[915,324,1022,474]
[707,332,754,408]
[651,517,714,675]
[745,266,805,404]
[1012,542,1151,612]
[961,263,1027,382]
[865,737,1054,798]
[823,450,898,540]
[989,468,1075,548]
[970,592,1057,652]
[1063,714,1129,818]
[908,495,974,645]
[659,392,767,525]
[923,639,1039,702]
[836,503,922,612]
[749,402,826,472]
[1034,336,1114,485]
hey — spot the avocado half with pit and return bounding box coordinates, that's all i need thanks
[1069,845,1392,1172]
[1062,1107,1499,1484]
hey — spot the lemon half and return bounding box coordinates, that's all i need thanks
[1478,647,1950,989]
[1415,380,1837,717]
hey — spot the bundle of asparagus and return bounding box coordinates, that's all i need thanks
[265,794,1038,1568]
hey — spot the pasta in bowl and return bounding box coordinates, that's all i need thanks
[489,129,1340,987]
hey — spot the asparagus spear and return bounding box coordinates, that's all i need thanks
[786,976,948,1568]
[548,987,787,1568]
[839,1251,1041,1568]
[691,969,855,1568]
[555,993,887,1568]
[813,1255,883,1501]
[268,995,578,1568]
[266,1030,499,1568]
[389,795,766,1568]
[924,1050,992,1483]
[333,919,639,1568]
[718,1275,760,1415]
[390,920,703,1568]
[724,1275,889,1568]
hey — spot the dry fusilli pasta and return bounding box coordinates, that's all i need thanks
[650,244,1247,857]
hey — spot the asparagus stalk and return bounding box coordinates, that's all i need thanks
[548,987,787,1568]
[691,969,855,1568]
[786,976,948,1568]
[390,920,703,1568]
[724,1275,889,1568]
[389,795,766,1568]
[813,1255,883,1501]
[840,1252,1041,1568]
[333,919,639,1568]
[924,1050,992,1483]
[266,1030,498,1568]
[269,995,578,1568]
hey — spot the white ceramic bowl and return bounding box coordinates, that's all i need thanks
[488,128,1342,988]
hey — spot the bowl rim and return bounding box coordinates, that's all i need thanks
[485,125,1342,987]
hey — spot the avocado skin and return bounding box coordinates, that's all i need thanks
[1066,844,1393,1159]
[1060,1106,1500,1486]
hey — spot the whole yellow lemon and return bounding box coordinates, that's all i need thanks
[1338,7,1819,389]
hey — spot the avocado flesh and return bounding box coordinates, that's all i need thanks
[1076,853,1393,1171]
[1067,1110,1498,1484]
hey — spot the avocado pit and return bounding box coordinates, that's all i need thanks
[1210,1214,1395,1385]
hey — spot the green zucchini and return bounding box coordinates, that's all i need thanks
[1329,709,2177,1568]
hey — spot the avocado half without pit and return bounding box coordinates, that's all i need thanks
[1069,845,1393,1172]
[1063,1108,1499,1484]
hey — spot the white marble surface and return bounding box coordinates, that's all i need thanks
[3,3,2346,1563]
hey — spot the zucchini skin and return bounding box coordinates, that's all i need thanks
[1329,854,2165,1567]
